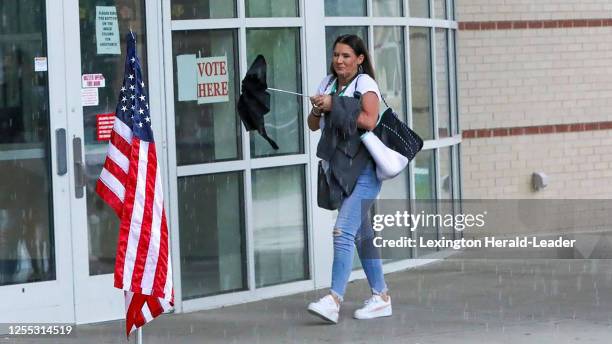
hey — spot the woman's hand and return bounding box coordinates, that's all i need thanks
[310,95,333,113]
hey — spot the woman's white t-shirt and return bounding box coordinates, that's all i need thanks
[315,73,382,129]
[315,74,382,101]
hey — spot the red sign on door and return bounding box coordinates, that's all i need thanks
[96,113,115,141]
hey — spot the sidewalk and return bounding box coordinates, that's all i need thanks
[4,258,612,343]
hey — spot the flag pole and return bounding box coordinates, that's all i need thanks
[136,327,143,344]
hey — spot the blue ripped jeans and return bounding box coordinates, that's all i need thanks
[330,161,387,302]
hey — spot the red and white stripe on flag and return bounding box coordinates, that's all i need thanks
[96,116,174,337]
[125,291,172,336]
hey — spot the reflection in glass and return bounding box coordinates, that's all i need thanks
[374,26,406,120]
[434,0,447,19]
[414,149,437,256]
[0,159,55,285]
[325,26,369,68]
[439,147,452,200]
[325,0,367,16]
[373,26,410,201]
[415,149,436,199]
[373,196,413,262]
[171,0,236,20]
[451,31,458,135]
[409,27,433,140]
[178,172,247,299]
[373,0,403,16]
[247,28,303,157]
[246,0,299,17]
[252,166,308,287]
[172,29,241,165]
[409,0,430,17]
[377,170,412,261]
[438,147,454,239]
[0,0,55,285]
[435,29,450,138]
[79,0,148,275]
[379,170,410,200]
[454,144,461,200]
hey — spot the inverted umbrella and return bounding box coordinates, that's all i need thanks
[237,55,310,150]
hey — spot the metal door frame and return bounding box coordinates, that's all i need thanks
[64,0,167,324]
[1,0,76,324]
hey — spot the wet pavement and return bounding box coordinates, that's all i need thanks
[3,258,612,343]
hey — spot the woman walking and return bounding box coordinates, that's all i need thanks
[306,34,391,323]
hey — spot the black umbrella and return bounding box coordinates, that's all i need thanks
[237,55,277,150]
[237,55,310,150]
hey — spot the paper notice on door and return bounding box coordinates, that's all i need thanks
[96,6,121,55]
[196,56,229,104]
[81,88,99,107]
[34,57,48,72]
[82,73,106,88]
[176,54,197,101]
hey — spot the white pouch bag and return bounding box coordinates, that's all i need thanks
[360,130,409,180]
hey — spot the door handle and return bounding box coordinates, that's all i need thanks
[55,128,67,175]
[73,137,85,198]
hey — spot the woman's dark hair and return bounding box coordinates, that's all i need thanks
[329,34,376,80]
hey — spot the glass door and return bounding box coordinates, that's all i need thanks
[64,0,161,323]
[0,0,75,323]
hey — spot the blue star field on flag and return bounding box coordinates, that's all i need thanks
[116,32,153,143]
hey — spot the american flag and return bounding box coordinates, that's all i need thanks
[96,32,174,337]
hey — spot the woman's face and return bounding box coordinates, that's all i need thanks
[332,42,364,80]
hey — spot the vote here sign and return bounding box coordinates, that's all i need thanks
[196,56,229,104]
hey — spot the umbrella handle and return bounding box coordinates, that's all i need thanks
[267,88,310,98]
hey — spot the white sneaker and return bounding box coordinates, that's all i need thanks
[307,295,340,323]
[353,295,392,320]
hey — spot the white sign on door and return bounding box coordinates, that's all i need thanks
[81,88,99,107]
[96,6,120,55]
[82,73,106,88]
[196,56,229,104]
[34,57,48,72]
[176,54,197,101]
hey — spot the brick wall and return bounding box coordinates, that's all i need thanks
[459,27,612,130]
[457,0,612,21]
[457,1,612,199]
[462,130,612,198]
